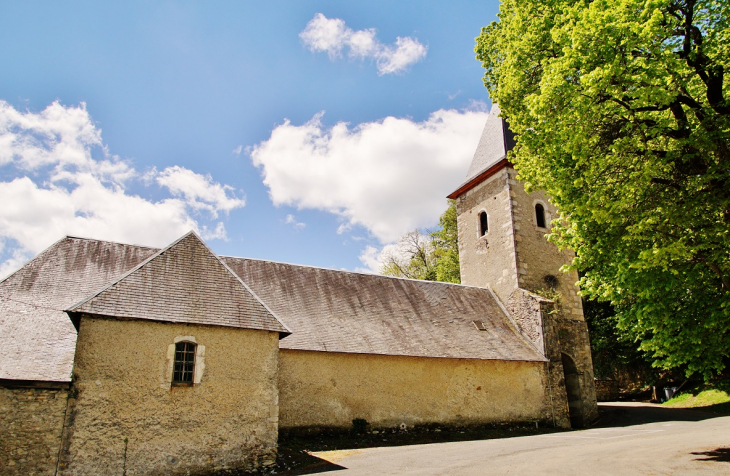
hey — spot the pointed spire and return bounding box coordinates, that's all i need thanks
[464,104,516,183]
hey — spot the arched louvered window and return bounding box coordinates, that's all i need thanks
[535,204,546,228]
[172,341,196,385]
[479,211,488,236]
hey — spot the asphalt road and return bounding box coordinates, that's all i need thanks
[310,403,730,475]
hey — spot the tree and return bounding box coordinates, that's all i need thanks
[381,200,461,283]
[476,0,730,379]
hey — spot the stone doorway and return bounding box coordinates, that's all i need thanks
[561,353,583,428]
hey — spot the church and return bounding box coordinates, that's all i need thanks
[0,105,598,475]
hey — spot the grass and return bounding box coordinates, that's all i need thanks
[663,381,730,414]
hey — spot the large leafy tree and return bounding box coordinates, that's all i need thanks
[381,201,461,283]
[476,0,730,378]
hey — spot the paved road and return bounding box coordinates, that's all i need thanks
[311,403,730,475]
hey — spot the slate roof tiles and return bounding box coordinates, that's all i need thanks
[223,257,545,362]
[1,233,544,383]
[0,237,158,382]
[69,232,289,334]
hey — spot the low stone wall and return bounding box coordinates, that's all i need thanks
[0,385,69,475]
[279,350,553,430]
[594,380,620,401]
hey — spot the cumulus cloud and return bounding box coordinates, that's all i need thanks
[283,214,306,231]
[357,240,417,275]
[156,165,245,218]
[0,100,246,277]
[299,13,427,75]
[249,107,488,244]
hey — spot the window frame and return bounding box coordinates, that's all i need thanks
[534,202,547,229]
[171,341,197,387]
[478,210,489,237]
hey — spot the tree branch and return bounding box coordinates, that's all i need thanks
[695,255,730,293]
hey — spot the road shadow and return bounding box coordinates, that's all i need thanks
[261,423,563,475]
[235,402,728,475]
[206,448,346,475]
[691,447,730,463]
[593,402,726,428]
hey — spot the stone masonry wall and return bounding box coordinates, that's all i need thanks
[457,168,518,300]
[507,170,584,319]
[279,350,553,430]
[556,317,600,424]
[594,380,620,401]
[0,386,68,475]
[60,317,280,475]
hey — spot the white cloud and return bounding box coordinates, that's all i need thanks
[156,165,245,218]
[356,240,411,274]
[336,222,352,235]
[357,245,382,274]
[0,100,245,277]
[300,13,427,75]
[250,108,487,244]
[284,214,306,231]
[232,145,243,156]
[0,100,133,183]
[356,232,432,275]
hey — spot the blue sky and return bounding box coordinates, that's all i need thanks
[0,1,499,276]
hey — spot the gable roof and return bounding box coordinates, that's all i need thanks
[2,233,544,383]
[222,257,545,362]
[0,237,158,382]
[68,232,290,334]
[447,104,516,199]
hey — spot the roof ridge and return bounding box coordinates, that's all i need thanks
[66,231,291,335]
[221,255,492,291]
[63,235,160,250]
[194,235,292,335]
[0,236,71,286]
[64,231,196,312]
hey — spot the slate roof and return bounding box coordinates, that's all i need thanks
[223,257,545,362]
[448,104,516,199]
[1,233,544,382]
[0,237,158,382]
[69,232,290,334]
[464,104,516,183]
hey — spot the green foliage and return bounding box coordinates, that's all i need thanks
[381,200,461,284]
[583,299,660,383]
[477,0,730,379]
[664,380,730,413]
[431,200,461,283]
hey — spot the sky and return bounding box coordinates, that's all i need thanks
[0,1,500,277]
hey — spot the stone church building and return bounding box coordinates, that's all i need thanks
[0,105,597,474]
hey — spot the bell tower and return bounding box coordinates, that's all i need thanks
[448,104,598,427]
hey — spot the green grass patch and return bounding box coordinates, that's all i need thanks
[664,381,730,414]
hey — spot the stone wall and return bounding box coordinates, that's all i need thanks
[457,168,518,300]
[456,165,598,427]
[595,380,620,401]
[556,318,600,425]
[60,317,280,475]
[507,171,584,319]
[278,349,554,430]
[0,385,68,475]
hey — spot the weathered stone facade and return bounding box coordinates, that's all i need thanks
[278,349,553,430]
[455,160,598,427]
[594,380,620,401]
[59,317,280,475]
[0,385,69,475]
